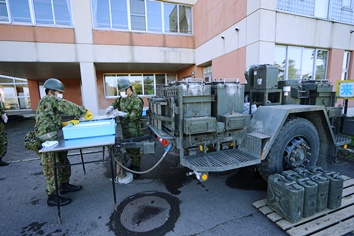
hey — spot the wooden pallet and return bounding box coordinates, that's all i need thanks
[253,175,354,236]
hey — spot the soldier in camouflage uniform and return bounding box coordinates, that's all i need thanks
[35,78,93,206]
[0,100,9,166]
[106,78,143,183]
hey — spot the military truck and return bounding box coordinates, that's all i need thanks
[147,64,352,181]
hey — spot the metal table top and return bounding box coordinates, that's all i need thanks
[39,135,116,153]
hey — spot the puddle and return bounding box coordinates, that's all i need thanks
[225,167,267,191]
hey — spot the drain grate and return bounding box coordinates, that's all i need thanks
[109,191,180,235]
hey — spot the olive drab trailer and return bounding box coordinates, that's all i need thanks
[147,64,352,181]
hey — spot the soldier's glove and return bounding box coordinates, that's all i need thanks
[2,114,8,123]
[106,106,114,115]
[62,120,80,127]
[84,109,93,120]
[113,110,127,117]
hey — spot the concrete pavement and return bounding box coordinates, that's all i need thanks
[1,116,354,236]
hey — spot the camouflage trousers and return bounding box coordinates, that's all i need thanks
[120,120,143,167]
[0,122,7,158]
[39,151,71,195]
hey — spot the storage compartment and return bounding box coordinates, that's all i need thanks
[219,114,250,130]
[211,82,244,116]
[183,117,216,135]
[62,119,116,139]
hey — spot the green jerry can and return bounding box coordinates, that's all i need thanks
[293,167,312,177]
[297,177,318,217]
[310,174,329,212]
[282,170,318,218]
[267,173,304,223]
[308,166,343,209]
[323,172,343,209]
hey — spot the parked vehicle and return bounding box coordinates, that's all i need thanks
[147,64,352,181]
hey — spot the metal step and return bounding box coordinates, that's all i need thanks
[335,134,351,146]
[181,149,261,172]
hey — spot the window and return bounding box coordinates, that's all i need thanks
[0,75,31,110]
[274,46,286,80]
[2,0,72,26]
[0,0,9,22]
[275,45,328,81]
[203,65,212,82]
[130,0,146,31]
[53,0,72,25]
[34,0,54,24]
[112,0,128,29]
[104,73,177,98]
[314,0,329,18]
[179,5,191,34]
[342,51,351,80]
[92,0,192,34]
[8,0,32,23]
[147,0,161,32]
[343,0,352,8]
[164,2,177,33]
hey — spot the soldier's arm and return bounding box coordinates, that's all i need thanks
[111,98,120,110]
[56,98,86,117]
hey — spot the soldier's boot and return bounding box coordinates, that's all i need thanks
[0,157,9,166]
[47,194,72,207]
[60,183,82,195]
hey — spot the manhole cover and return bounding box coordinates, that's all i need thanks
[109,191,180,235]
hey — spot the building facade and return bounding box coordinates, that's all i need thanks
[0,0,353,115]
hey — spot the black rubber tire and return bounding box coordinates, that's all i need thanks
[258,117,320,180]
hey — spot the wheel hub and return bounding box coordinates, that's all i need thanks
[283,137,310,168]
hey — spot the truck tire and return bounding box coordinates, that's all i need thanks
[258,117,320,180]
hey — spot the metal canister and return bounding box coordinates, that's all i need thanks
[310,174,329,212]
[282,170,318,218]
[267,173,304,223]
[297,177,318,217]
[323,172,343,209]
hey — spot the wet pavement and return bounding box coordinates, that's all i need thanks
[1,116,354,236]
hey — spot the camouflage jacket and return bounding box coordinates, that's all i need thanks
[34,95,86,136]
[111,93,143,123]
[111,93,143,138]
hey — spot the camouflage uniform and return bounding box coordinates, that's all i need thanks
[111,93,143,167]
[0,106,7,159]
[35,95,86,195]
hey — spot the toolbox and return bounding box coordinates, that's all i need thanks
[62,119,116,139]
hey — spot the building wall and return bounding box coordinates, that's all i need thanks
[1,0,354,114]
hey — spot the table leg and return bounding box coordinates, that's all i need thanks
[53,154,61,224]
[109,146,117,210]
[79,149,86,174]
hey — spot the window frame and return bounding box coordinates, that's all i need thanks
[92,0,192,35]
[103,73,176,98]
[342,51,351,80]
[0,75,31,110]
[275,45,329,81]
[0,0,72,26]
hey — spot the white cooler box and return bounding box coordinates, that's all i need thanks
[62,119,116,139]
